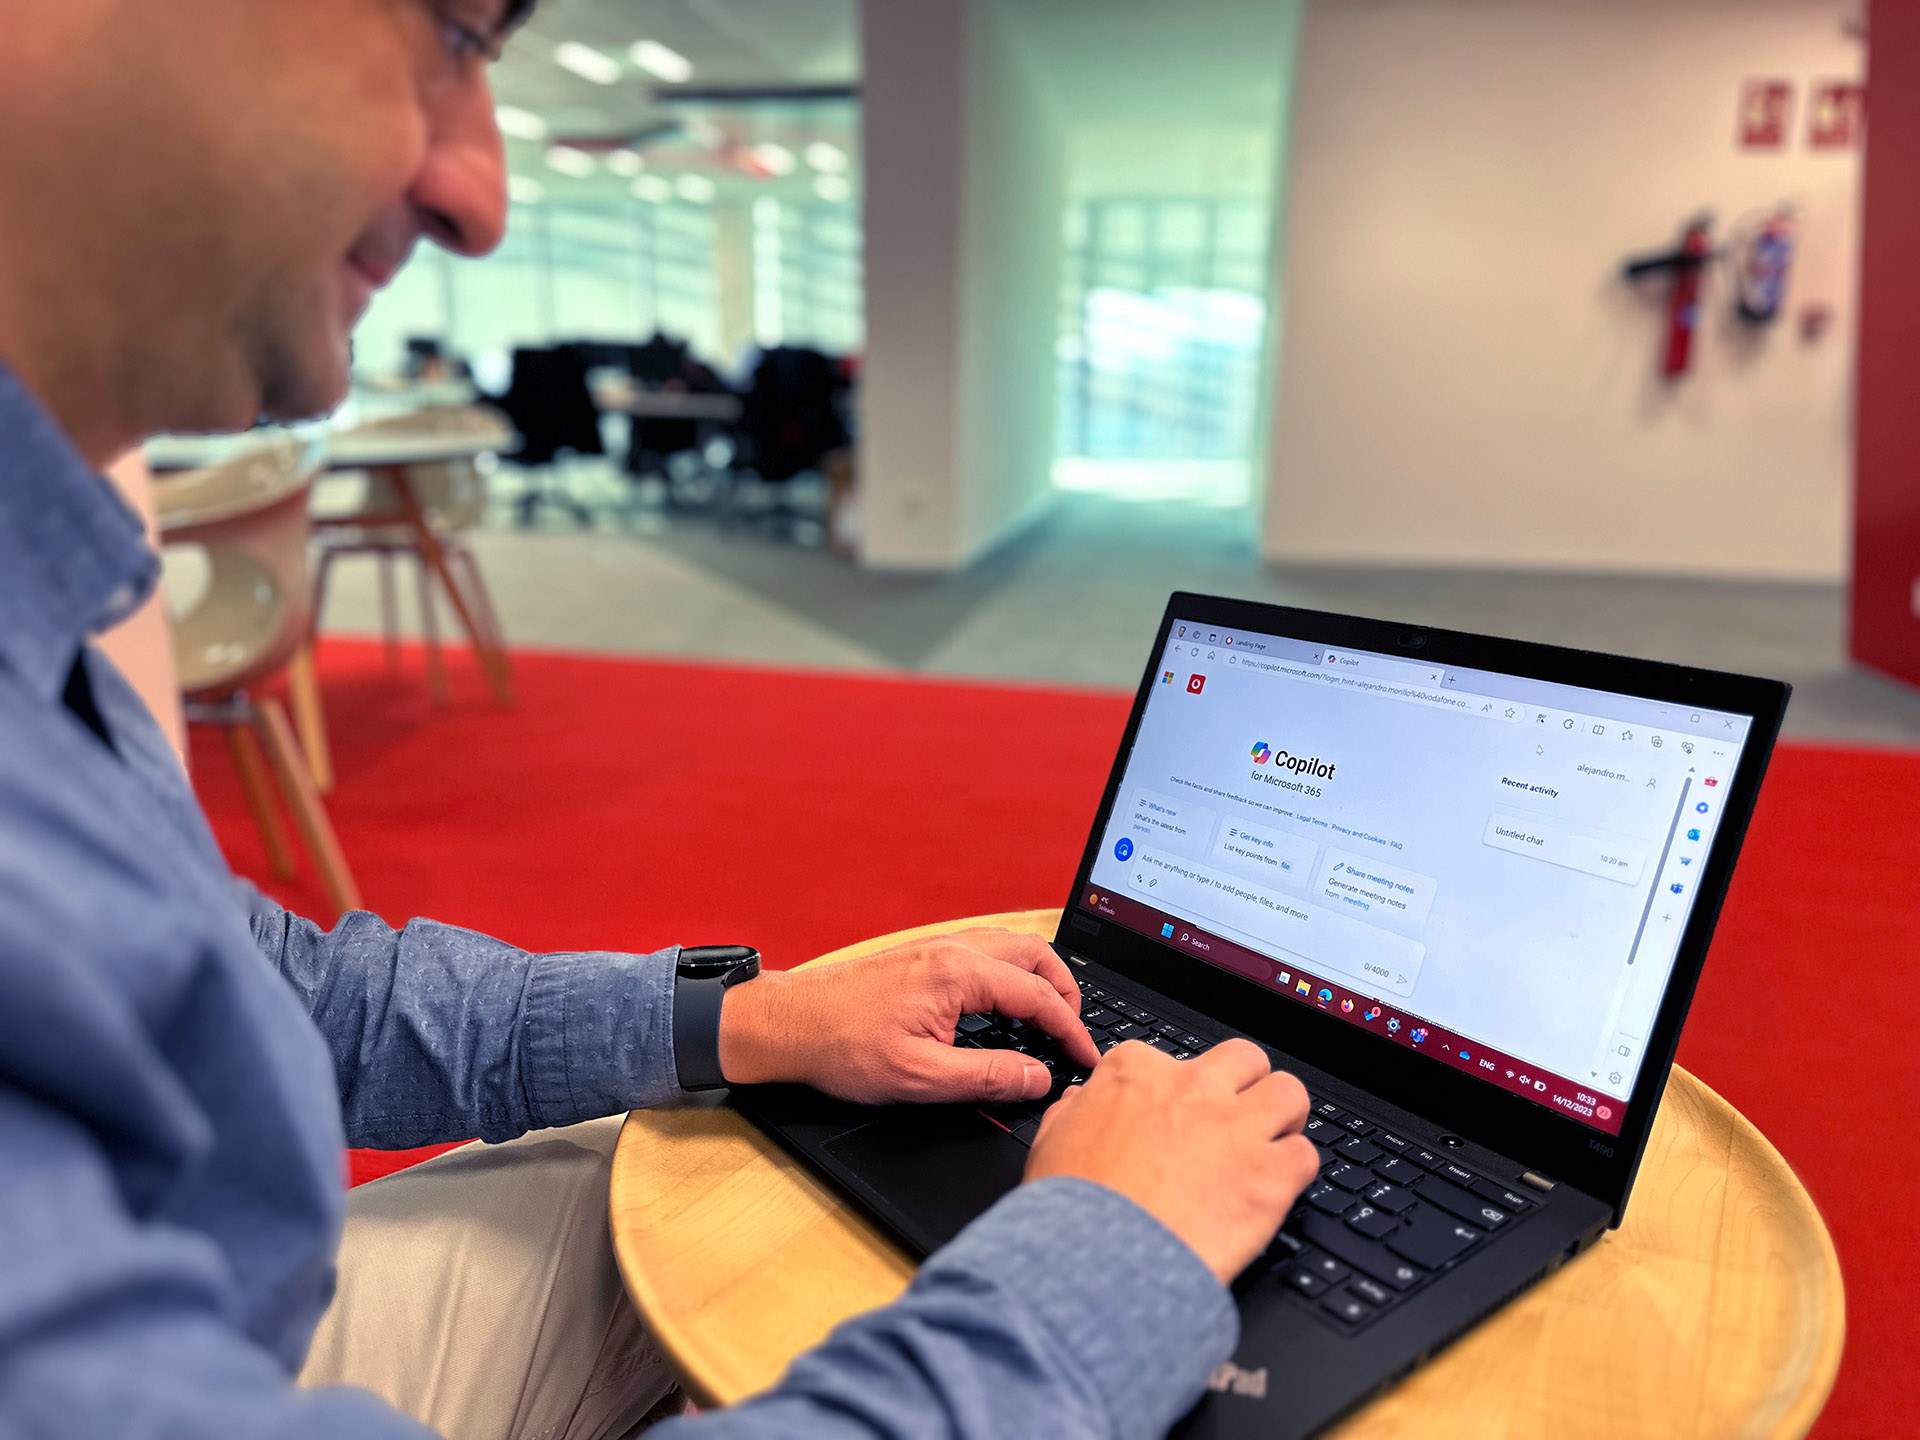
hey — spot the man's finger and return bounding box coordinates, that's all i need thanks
[938,931,1082,1012]
[907,1038,1050,1104]
[1240,1068,1311,1138]
[944,957,1100,1068]
[1188,1037,1273,1093]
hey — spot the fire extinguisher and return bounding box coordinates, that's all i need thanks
[1731,207,1797,324]
[1622,215,1715,379]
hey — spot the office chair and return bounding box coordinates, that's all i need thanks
[491,346,604,527]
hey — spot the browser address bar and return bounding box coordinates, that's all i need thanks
[1236,656,1522,722]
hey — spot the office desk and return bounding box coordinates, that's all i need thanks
[610,909,1845,1438]
[590,376,743,423]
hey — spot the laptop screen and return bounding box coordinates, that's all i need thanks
[1079,618,1757,1137]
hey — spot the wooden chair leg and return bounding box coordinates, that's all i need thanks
[415,556,449,704]
[252,696,363,915]
[378,553,399,667]
[310,545,337,645]
[448,543,514,705]
[223,721,296,879]
[391,478,514,707]
[285,644,335,794]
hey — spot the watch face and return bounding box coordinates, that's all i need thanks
[678,945,759,979]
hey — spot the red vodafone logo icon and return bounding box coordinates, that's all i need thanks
[1187,674,1207,694]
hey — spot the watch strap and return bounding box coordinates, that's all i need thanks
[672,971,731,1091]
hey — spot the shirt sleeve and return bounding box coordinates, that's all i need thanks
[0,1084,435,1439]
[658,1177,1240,1440]
[240,886,686,1148]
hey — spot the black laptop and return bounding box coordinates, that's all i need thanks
[735,593,1788,1438]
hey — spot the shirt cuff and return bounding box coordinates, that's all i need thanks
[521,945,685,1125]
[924,1175,1239,1440]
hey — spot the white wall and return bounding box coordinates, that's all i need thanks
[860,0,1065,569]
[1266,0,1864,580]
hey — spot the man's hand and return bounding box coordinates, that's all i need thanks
[715,929,1101,1105]
[1024,1039,1318,1284]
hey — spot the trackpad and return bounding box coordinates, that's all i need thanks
[822,1107,1029,1255]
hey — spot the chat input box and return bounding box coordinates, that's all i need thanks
[1125,788,1217,860]
[1125,849,1424,997]
[1212,821,1317,886]
[1482,813,1645,885]
[1316,849,1437,927]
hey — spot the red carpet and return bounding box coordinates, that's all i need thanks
[191,639,1919,1436]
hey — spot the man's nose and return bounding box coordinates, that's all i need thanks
[409,79,509,259]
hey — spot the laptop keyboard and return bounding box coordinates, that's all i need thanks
[954,981,1538,1332]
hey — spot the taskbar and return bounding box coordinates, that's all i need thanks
[1079,887,1626,1137]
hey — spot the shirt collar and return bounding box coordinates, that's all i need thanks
[0,363,159,703]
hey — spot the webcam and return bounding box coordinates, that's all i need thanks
[1398,630,1428,649]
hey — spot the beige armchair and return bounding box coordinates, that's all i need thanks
[158,437,362,914]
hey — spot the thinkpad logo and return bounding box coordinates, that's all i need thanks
[1207,1362,1268,1399]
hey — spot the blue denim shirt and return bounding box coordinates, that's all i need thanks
[0,364,1237,1438]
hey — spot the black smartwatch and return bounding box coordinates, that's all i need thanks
[671,945,761,1091]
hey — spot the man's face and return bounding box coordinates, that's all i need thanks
[6,0,515,435]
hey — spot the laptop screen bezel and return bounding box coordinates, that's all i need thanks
[1054,592,1788,1223]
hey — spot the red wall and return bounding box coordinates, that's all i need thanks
[1852,1,1920,684]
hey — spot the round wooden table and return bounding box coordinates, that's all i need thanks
[610,910,1844,1437]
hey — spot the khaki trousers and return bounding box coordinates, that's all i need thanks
[298,1116,680,1440]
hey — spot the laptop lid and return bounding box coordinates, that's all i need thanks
[1056,594,1788,1223]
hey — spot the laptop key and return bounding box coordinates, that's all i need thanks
[1327,1164,1374,1193]
[1108,1020,1151,1041]
[1347,1275,1393,1308]
[1374,1155,1427,1186]
[1438,1161,1480,1189]
[1303,1183,1352,1216]
[1405,1147,1447,1171]
[1340,1117,1376,1138]
[956,1014,993,1034]
[1312,1100,1344,1121]
[1078,1007,1115,1028]
[1321,1289,1375,1325]
[1283,1267,1330,1298]
[1179,1033,1208,1050]
[1301,1116,1344,1147]
[1302,1252,1349,1283]
[1336,1137,1383,1165]
[1415,1175,1511,1230]
[1473,1179,1533,1212]
[1153,1022,1183,1038]
[1373,1131,1411,1153]
[1096,1034,1125,1053]
[1386,1207,1482,1269]
[1345,1203,1400,1240]
[1143,1035,1180,1055]
[1364,1181,1418,1214]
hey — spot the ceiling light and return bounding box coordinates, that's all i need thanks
[545,145,597,178]
[606,149,645,177]
[495,105,549,142]
[508,175,546,204]
[630,39,693,84]
[804,141,848,174]
[812,173,852,204]
[675,173,717,203]
[632,174,674,203]
[750,142,796,176]
[554,41,623,85]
